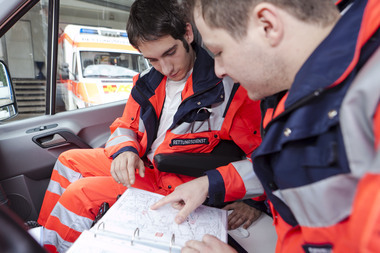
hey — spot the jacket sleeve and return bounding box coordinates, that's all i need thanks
[348,102,380,250]
[206,86,264,205]
[104,75,142,159]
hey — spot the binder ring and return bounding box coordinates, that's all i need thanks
[169,233,175,253]
[97,221,105,231]
[131,227,139,246]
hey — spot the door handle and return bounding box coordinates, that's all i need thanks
[32,130,92,149]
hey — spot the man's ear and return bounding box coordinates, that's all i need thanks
[185,22,195,44]
[253,3,283,47]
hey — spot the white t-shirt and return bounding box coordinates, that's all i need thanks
[146,70,192,162]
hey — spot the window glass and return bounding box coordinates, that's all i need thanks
[0,2,48,122]
[1,0,146,122]
[57,0,148,111]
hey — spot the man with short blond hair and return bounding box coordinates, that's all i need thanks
[153,0,380,252]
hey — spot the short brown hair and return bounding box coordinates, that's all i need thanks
[183,0,339,39]
[127,0,190,50]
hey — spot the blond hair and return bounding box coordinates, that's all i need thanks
[183,0,339,39]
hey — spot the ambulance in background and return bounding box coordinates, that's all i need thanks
[57,25,150,110]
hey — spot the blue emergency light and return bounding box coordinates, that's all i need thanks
[120,32,128,38]
[80,28,99,35]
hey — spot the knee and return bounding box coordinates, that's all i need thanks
[58,149,80,164]
[57,149,92,173]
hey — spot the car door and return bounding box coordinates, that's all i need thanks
[0,0,139,222]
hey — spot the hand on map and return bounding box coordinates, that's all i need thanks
[151,176,209,224]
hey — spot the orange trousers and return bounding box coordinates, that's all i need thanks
[38,148,160,252]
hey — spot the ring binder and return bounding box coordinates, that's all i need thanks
[67,188,228,253]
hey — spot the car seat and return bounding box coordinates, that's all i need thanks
[0,205,46,253]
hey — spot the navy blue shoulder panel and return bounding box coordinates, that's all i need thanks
[285,0,367,107]
[129,69,164,158]
[132,68,164,103]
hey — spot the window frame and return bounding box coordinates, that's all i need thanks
[46,0,60,115]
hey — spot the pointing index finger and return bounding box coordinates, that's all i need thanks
[150,193,177,210]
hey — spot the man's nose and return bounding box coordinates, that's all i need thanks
[214,61,226,78]
[160,59,173,76]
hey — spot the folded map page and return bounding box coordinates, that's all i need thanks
[68,187,228,253]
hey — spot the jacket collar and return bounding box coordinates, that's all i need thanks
[191,44,222,94]
[285,0,371,108]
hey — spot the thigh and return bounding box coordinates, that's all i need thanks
[60,173,158,217]
[59,148,113,177]
[60,176,126,218]
[75,173,158,204]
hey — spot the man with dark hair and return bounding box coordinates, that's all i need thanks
[153,0,380,252]
[36,0,264,252]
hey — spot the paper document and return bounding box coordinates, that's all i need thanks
[68,187,227,253]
